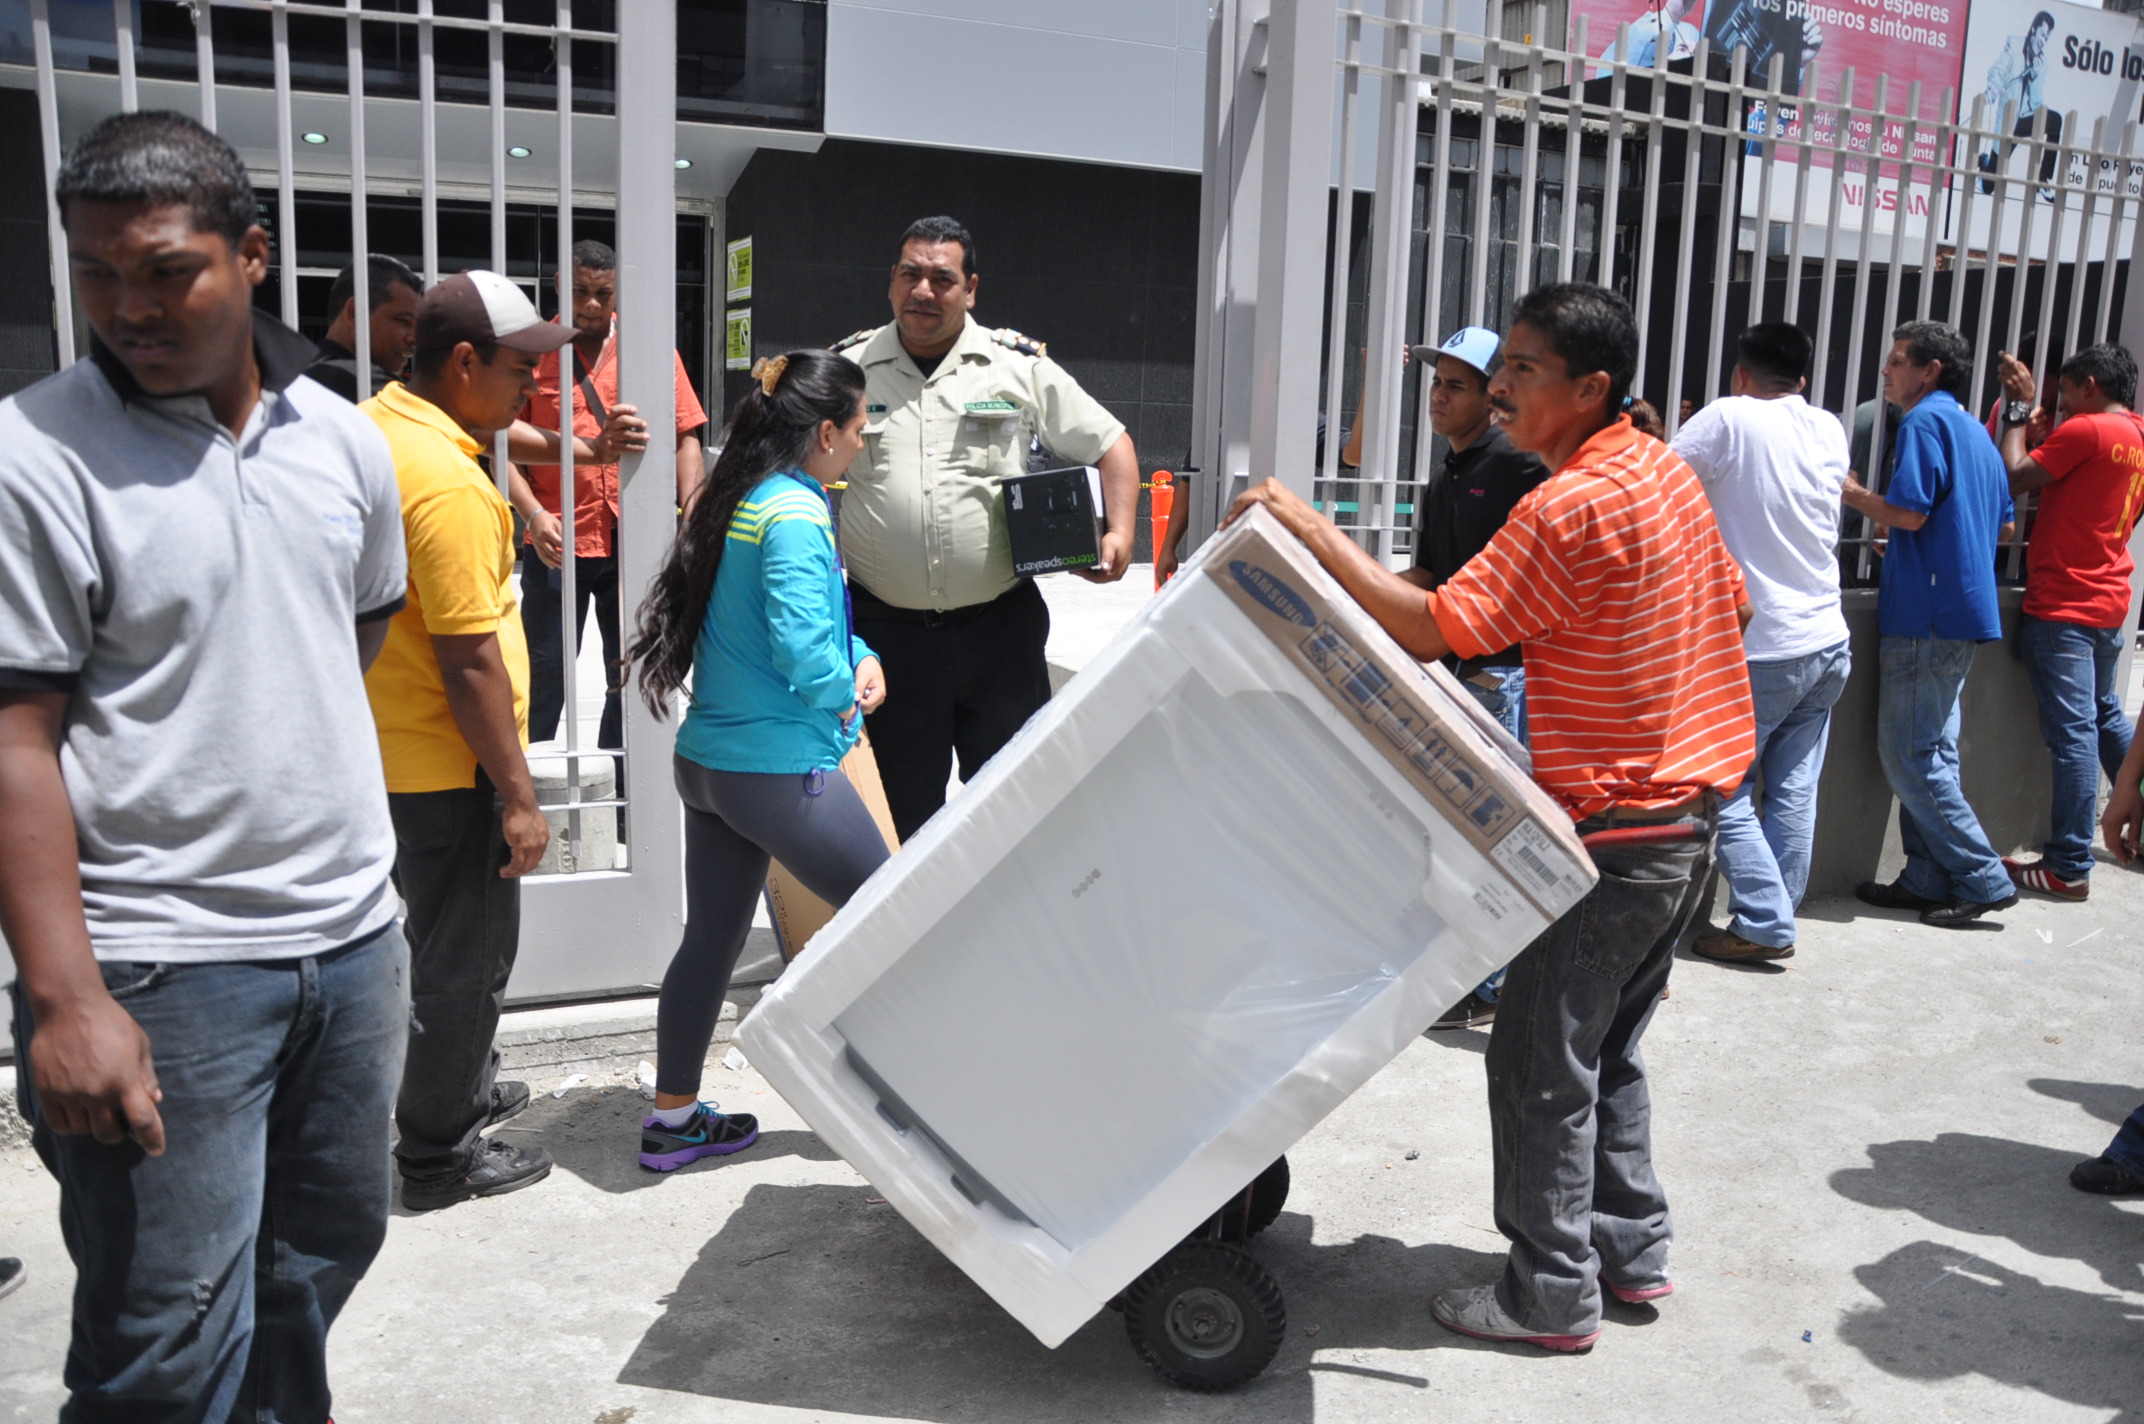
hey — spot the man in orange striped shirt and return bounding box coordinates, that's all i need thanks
[1231,283,1752,1354]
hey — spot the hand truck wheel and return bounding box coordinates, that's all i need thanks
[1121,1238,1285,1390]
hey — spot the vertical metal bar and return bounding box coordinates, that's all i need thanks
[1360,0,1422,560]
[1913,89,1951,325]
[113,0,137,111]
[489,0,509,497]
[1662,38,1707,437]
[1811,69,1855,409]
[1874,83,1920,406]
[1556,13,1583,282]
[1410,0,1458,498]
[1971,103,2017,425]
[1512,10,1543,297]
[1841,75,1888,479]
[2005,107,2051,367]
[1631,28,1669,378]
[1784,60,1820,324]
[2097,123,2138,345]
[419,0,439,287]
[1317,3,1364,508]
[30,0,73,369]
[1252,0,1340,494]
[1947,97,1985,334]
[617,0,678,842]
[1747,53,1784,327]
[272,1,297,325]
[2063,117,2108,363]
[193,0,216,131]
[1705,45,1749,402]
[1464,2,1501,328]
[2031,110,2079,389]
[1598,24,1631,291]
[556,0,581,856]
[346,0,370,400]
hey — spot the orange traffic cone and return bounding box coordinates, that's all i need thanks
[1150,470,1174,589]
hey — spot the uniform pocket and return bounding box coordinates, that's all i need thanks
[956,411,1023,473]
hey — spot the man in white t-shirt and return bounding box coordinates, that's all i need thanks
[1671,323,1852,962]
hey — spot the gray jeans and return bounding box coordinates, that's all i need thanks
[1485,813,1714,1334]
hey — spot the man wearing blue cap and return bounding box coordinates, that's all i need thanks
[1406,326,1549,1030]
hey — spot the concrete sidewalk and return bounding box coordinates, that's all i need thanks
[0,878,2139,1422]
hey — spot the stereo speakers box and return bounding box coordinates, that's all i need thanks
[737,503,1594,1348]
[1004,465,1106,576]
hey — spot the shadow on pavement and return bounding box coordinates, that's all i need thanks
[618,1185,1519,1422]
[509,1086,840,1195]
[2029,1078,2144,1129]
[1830,1131,2142,1291]
[1836,1240,2144,1423]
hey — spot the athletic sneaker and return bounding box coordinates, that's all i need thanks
[1605,1275,1674,1304]
[2002,857,2089,902]
[1431,1283,1599,1352]
[402,1139,553,1212]
[639,1103,760,1172]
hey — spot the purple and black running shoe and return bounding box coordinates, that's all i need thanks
[638,1103,760,1172]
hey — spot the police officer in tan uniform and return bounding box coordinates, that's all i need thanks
[835,216,1138,839]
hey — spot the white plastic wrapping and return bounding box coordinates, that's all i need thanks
[735,505,1595,1347]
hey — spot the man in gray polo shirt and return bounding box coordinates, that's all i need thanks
[0,112,408,1421]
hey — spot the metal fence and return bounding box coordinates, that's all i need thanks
[1196,0,2144,586]
[25,0,686,999]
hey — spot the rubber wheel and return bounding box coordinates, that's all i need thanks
[1122,1239,1285,1390]
[1244,1156,1289,1237]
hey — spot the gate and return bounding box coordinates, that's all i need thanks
[1193,0,2144,892]
[25,0,684,1000]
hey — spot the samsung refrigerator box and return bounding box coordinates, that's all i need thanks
[1003,465,1107,576]
[736,504,1594,1348]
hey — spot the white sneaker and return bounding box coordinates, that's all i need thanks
[1431,1283,1600,1352]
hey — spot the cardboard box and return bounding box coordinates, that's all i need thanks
[736,504,1594,1348]
[1003,465,1106,576]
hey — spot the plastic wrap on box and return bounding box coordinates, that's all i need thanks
[735,504,1595,1348]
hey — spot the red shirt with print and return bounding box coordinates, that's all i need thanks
[2024,410,2144,627]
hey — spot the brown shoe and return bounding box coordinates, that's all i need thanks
[1693,929,1794,963]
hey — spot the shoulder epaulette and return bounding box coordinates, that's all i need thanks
[831,328,876,353]
[992,327,1047,358]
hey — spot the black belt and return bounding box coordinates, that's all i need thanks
[849,578,1030,629]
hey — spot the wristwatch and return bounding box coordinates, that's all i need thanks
[2002,399,2034,428]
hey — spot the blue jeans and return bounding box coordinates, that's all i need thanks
[1716,641,1851,948]
[1877,636,2015,905]
[2018,615,2135,881]
[11,925,409,1424]
[520,552,623,749]
[2107,1102,2144,1177]
[1486,814,1713,1333]
[1462,664,1528,743]
[1463,666,1526,1002]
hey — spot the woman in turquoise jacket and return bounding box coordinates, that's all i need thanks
[625,349,890,1171]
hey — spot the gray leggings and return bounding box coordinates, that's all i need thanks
[656,753,891,1097]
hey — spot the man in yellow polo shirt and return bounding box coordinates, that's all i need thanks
[363,271,569,1212]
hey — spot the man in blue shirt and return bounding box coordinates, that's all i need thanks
[1842,321,2019,927]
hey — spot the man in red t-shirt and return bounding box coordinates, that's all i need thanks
[1233,283,1752,1355]
[514,239,708,750]
[1995,343,2143,901]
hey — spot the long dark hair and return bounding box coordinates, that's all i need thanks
[629,349,866,718]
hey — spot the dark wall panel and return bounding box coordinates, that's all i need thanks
[723,137,1201,515]
[0,88,59,399]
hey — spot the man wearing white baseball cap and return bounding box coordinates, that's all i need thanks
[1404,325,1550,1031]
[362,271,575,1210]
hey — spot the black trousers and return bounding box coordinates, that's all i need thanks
[853,578,1052,841]
[388,773,520,1184]
[521,551,623,749]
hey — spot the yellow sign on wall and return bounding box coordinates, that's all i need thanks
[725,307,752,370]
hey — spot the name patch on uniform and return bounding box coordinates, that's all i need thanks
[866,404,888,414]
[964,400,1017,413]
